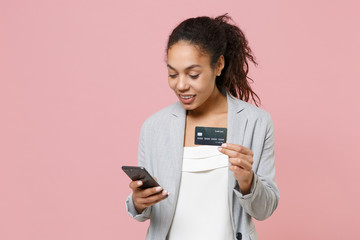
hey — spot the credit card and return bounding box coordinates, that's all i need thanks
[194,126,227,146]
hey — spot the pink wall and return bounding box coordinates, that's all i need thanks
[1,0,359,239]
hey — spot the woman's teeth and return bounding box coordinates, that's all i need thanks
[180,95,195,99]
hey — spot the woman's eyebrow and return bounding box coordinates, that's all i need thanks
[167,64,201,70]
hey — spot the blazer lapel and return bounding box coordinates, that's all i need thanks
[162,102,186,235]
[226,92,248,229]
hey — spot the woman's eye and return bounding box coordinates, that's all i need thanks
[189,74,199,79]
[168,74,177,79]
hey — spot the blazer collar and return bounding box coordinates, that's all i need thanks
[226,90,246,114]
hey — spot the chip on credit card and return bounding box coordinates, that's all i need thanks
[194,126,227,146]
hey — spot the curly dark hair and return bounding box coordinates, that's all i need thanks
[166,13,261,106]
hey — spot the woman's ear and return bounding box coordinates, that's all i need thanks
[216,55,225,76]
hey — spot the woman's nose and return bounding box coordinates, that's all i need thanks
[176,75,189,91]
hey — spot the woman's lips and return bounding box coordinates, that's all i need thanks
[179,94,196,104]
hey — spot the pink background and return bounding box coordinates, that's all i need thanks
[1,0,359,239]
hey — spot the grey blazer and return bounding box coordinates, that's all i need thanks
[125,92,280,240]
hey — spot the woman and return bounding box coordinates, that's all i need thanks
[125,14,279,240]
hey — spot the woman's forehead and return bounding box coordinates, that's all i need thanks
[167,41,211,70]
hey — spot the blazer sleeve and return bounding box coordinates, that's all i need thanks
[233,111,280,221]
[125,120,152,222]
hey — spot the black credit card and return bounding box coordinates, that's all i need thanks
[194,126,227,146]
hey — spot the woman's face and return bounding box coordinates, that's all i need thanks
[167,41,223,112]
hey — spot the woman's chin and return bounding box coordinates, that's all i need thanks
[180,103,196,110]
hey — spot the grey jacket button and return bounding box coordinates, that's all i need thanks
[236,232,242,240]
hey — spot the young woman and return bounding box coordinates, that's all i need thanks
[125,14,279,240]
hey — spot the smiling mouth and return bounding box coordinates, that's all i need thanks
[180,95,196,99]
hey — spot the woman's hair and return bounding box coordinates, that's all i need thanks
[166,13,261,106]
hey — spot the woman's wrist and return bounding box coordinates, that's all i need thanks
[132,198,145,214]
[134,204,145,214]
[238,171,254,195]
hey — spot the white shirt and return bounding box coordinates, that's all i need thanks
[167,145,234,240]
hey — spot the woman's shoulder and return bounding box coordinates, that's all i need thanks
[231,98,274,134]
[230,95,271,121]
[141,101,183,129]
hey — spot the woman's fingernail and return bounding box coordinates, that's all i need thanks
[218,147,222,151]
[162,190,168,195]
[222,143,227,147]
[155,186,162,192]
[137,181,143,186]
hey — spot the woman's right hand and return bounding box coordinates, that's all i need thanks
[129,179,169,214]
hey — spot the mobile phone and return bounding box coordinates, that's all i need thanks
[122,166,160,190]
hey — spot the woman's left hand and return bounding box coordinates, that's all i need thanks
[218,143,254,195]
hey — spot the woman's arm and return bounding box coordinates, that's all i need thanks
[219,112,280,220]
[125,121,170,221]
